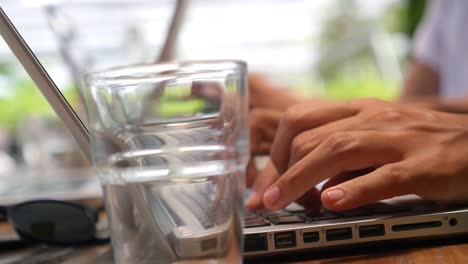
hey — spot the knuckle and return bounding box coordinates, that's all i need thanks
[322,132,359,156]
[361,106,404,124]
[249,110,268,130]
[383,164,409,187]
[282,105,304,131]
[352,97,384,106]
[249,108,263,121]
[380,107,404,122]
[365,97,385,105]
[291,134,312,161]
[249,119,258,130]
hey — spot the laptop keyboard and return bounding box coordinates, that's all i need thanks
[245,202,415,228]
[177,188,230,229]
[164,183,436,229]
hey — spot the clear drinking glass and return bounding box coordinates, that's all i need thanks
[83,61,248,264]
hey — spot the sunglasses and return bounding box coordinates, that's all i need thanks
[0,200,109,247]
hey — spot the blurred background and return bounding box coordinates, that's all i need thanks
[0,0,427,176]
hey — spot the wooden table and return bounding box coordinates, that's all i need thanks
[276,240,468,264]
[1,204,467,263]
[1,237,468,263]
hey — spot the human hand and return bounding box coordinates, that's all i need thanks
[246,108,282,187]
[246,160,323,214]
[248,73,301,110]
[191,80,223,104]
[246,161,279,209]
[245,106,320,210]
[260,98,468,211]
[249,108,282,155]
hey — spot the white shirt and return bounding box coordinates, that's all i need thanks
[413,0,468,97]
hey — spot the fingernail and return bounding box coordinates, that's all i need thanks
[264,186,281,207]
[326,189,344,203]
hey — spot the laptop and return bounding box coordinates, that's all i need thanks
[1,6,468,260]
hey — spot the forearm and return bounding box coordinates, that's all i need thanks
[400,60,440,99]
[397,59,468,113]
[401,96,468,114]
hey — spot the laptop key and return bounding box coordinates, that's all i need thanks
[245,216,262,222]
[363,203,411,214]
[245,219,271,228]
[256,211,291,218]
[300,211,339,221]
[334,208,373,218]
[311,214,340,221]
[362,202,388,210]
[268,215,306,225]
[253,209,272,217]
[284,203,305,213]
[245,213,262,221]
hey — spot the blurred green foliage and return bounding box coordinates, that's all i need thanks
[0,61,12,75]
[0,77,78,130]
[385,0,428,38]
[0,0,429,130]
[323,71,398,101]
[154,99,206,117]
[311,0,428,101]
[297,67,399,101]
[152,84,207,117]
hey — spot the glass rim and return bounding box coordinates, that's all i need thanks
[82,59,247,83]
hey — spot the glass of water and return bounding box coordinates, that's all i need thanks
[83,61,248,263]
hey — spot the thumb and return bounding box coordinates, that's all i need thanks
[321,164,414,211]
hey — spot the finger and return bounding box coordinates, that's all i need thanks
[321,163,414,211]
[250,126,275,154]
[191,81,223,102]
[250,110,281,154]
[250,109,281,135]
[263,131,402,211]
[287,116,358,169]
[257,143,272,155]
[271,102,360,174]
[246,159,257,187]
[212,175,226,207]
[248,74,270,109]
[321,172,356,192]
[246,161,280,209]
[321,168,375,191]
[251,108,282,126]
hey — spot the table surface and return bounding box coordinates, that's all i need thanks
[1,199,467,263]
[1,236,468,263]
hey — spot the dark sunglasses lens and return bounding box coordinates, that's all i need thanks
[10,201,95,244]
